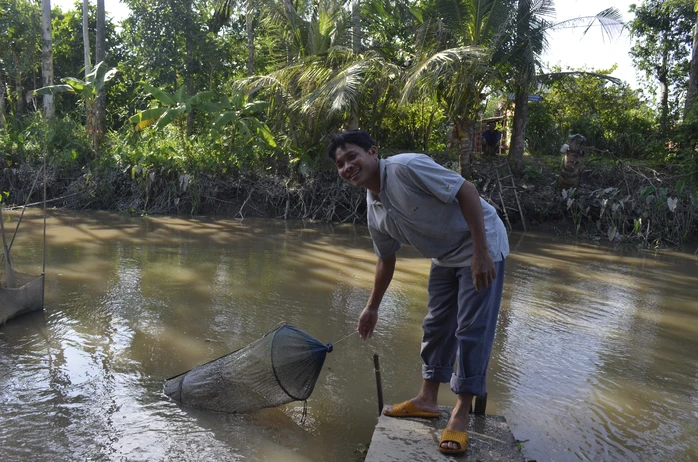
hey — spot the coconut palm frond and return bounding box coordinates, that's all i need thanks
[402,46,485,105]
[294,61,368,117]
[209,0,236,33]
[552,7,624,42]
[538,71,623,86]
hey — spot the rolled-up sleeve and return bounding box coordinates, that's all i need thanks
[369,225,401,259]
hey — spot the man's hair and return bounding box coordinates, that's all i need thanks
[326,130,376,160]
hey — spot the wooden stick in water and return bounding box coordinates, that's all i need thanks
[373,353,384,416]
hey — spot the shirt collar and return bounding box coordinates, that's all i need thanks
[368,158,387,204]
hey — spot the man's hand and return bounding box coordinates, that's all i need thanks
[471,251,496,292]
[357,306,379,340]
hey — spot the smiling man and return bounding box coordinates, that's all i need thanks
[327,129,509,455]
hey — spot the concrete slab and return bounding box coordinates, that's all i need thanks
[365,406,524,461]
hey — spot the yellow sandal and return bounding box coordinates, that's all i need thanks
[438,428,469,455]
[382,401,440,418]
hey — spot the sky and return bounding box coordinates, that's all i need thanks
[52,0,641,88]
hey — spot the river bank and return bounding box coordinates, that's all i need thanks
[2,152,697,247]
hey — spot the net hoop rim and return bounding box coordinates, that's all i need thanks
[270,325,321,402]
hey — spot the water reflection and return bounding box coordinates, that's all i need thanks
[1,211,697,461]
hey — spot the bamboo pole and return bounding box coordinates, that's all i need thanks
[373,353,384,416]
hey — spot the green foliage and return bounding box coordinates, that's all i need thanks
[35,61,119,154]
[562,182,698,246]
[0,0,41,117]
[129,84,276,161]
[527,68,659,157]
[49,2,125,125]
[0,112,91,167]
[629,0,695,129]
[130,84,214,131]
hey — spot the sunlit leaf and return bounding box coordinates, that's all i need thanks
[130,108,167,131]
[189,91,215,105]
[154,108,186,129]
[143,84,176,105]
[34,84,75,95]
[249,119,276,147]
[63,77,88,93]
[212,112,237,130]
[198,102,222,113]
[174,86,187,103]
[241,101,269,115]
[667,197,678,212]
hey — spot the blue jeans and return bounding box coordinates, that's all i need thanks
[420,259,506,396]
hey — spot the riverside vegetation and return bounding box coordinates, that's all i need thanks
[1,0,697,249]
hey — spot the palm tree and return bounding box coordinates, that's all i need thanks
[234,0,399,150]
[503,2,623,173]
[402,0,513,178]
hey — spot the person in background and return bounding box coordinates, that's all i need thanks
[326,129,509,455]
[481,122,501,156]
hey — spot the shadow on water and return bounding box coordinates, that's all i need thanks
[1,210,697,461]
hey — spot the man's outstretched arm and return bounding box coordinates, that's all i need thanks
[358,253,396,340]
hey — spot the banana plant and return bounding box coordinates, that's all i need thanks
[210,92,276,148]
[35,61,118,156]
[129,84,216,132]
[130,86,275,148]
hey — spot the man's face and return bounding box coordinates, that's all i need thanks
[334,143,379,188]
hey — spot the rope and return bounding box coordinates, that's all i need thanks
[332,331,359,345]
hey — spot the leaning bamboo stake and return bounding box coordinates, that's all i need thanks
[373,353,384,416]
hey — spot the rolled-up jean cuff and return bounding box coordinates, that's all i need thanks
[450,374,486,396]
[422,365,453,383]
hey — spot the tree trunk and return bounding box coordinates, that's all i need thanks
[658,34,669,129]
[508,0,530,173]
[185,0,194,136]
[82,0,91,130]
[14,71,24,117]
[558,134,586,189]
[95,0,106,151]
[658,75,669,128]
[246,0,255,76]
[0,70,6,127]
[41,0,54,119]
[455,119,474,178]
[509,87,528,174]
[82,0,91,75]
[352,0,361,54]
[283,0,295,64]
[685,12,698,118]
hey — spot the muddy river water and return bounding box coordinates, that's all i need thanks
[1,211,697,461]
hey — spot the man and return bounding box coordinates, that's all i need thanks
[327,130,509,455]
[481,122,501,156]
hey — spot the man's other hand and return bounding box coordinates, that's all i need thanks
[471,251,496,292]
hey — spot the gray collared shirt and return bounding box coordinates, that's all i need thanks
[367,154,509,267]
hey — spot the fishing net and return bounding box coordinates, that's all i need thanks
[0,200,46,325]
[164,324,333,414]
[0,263,45,324]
